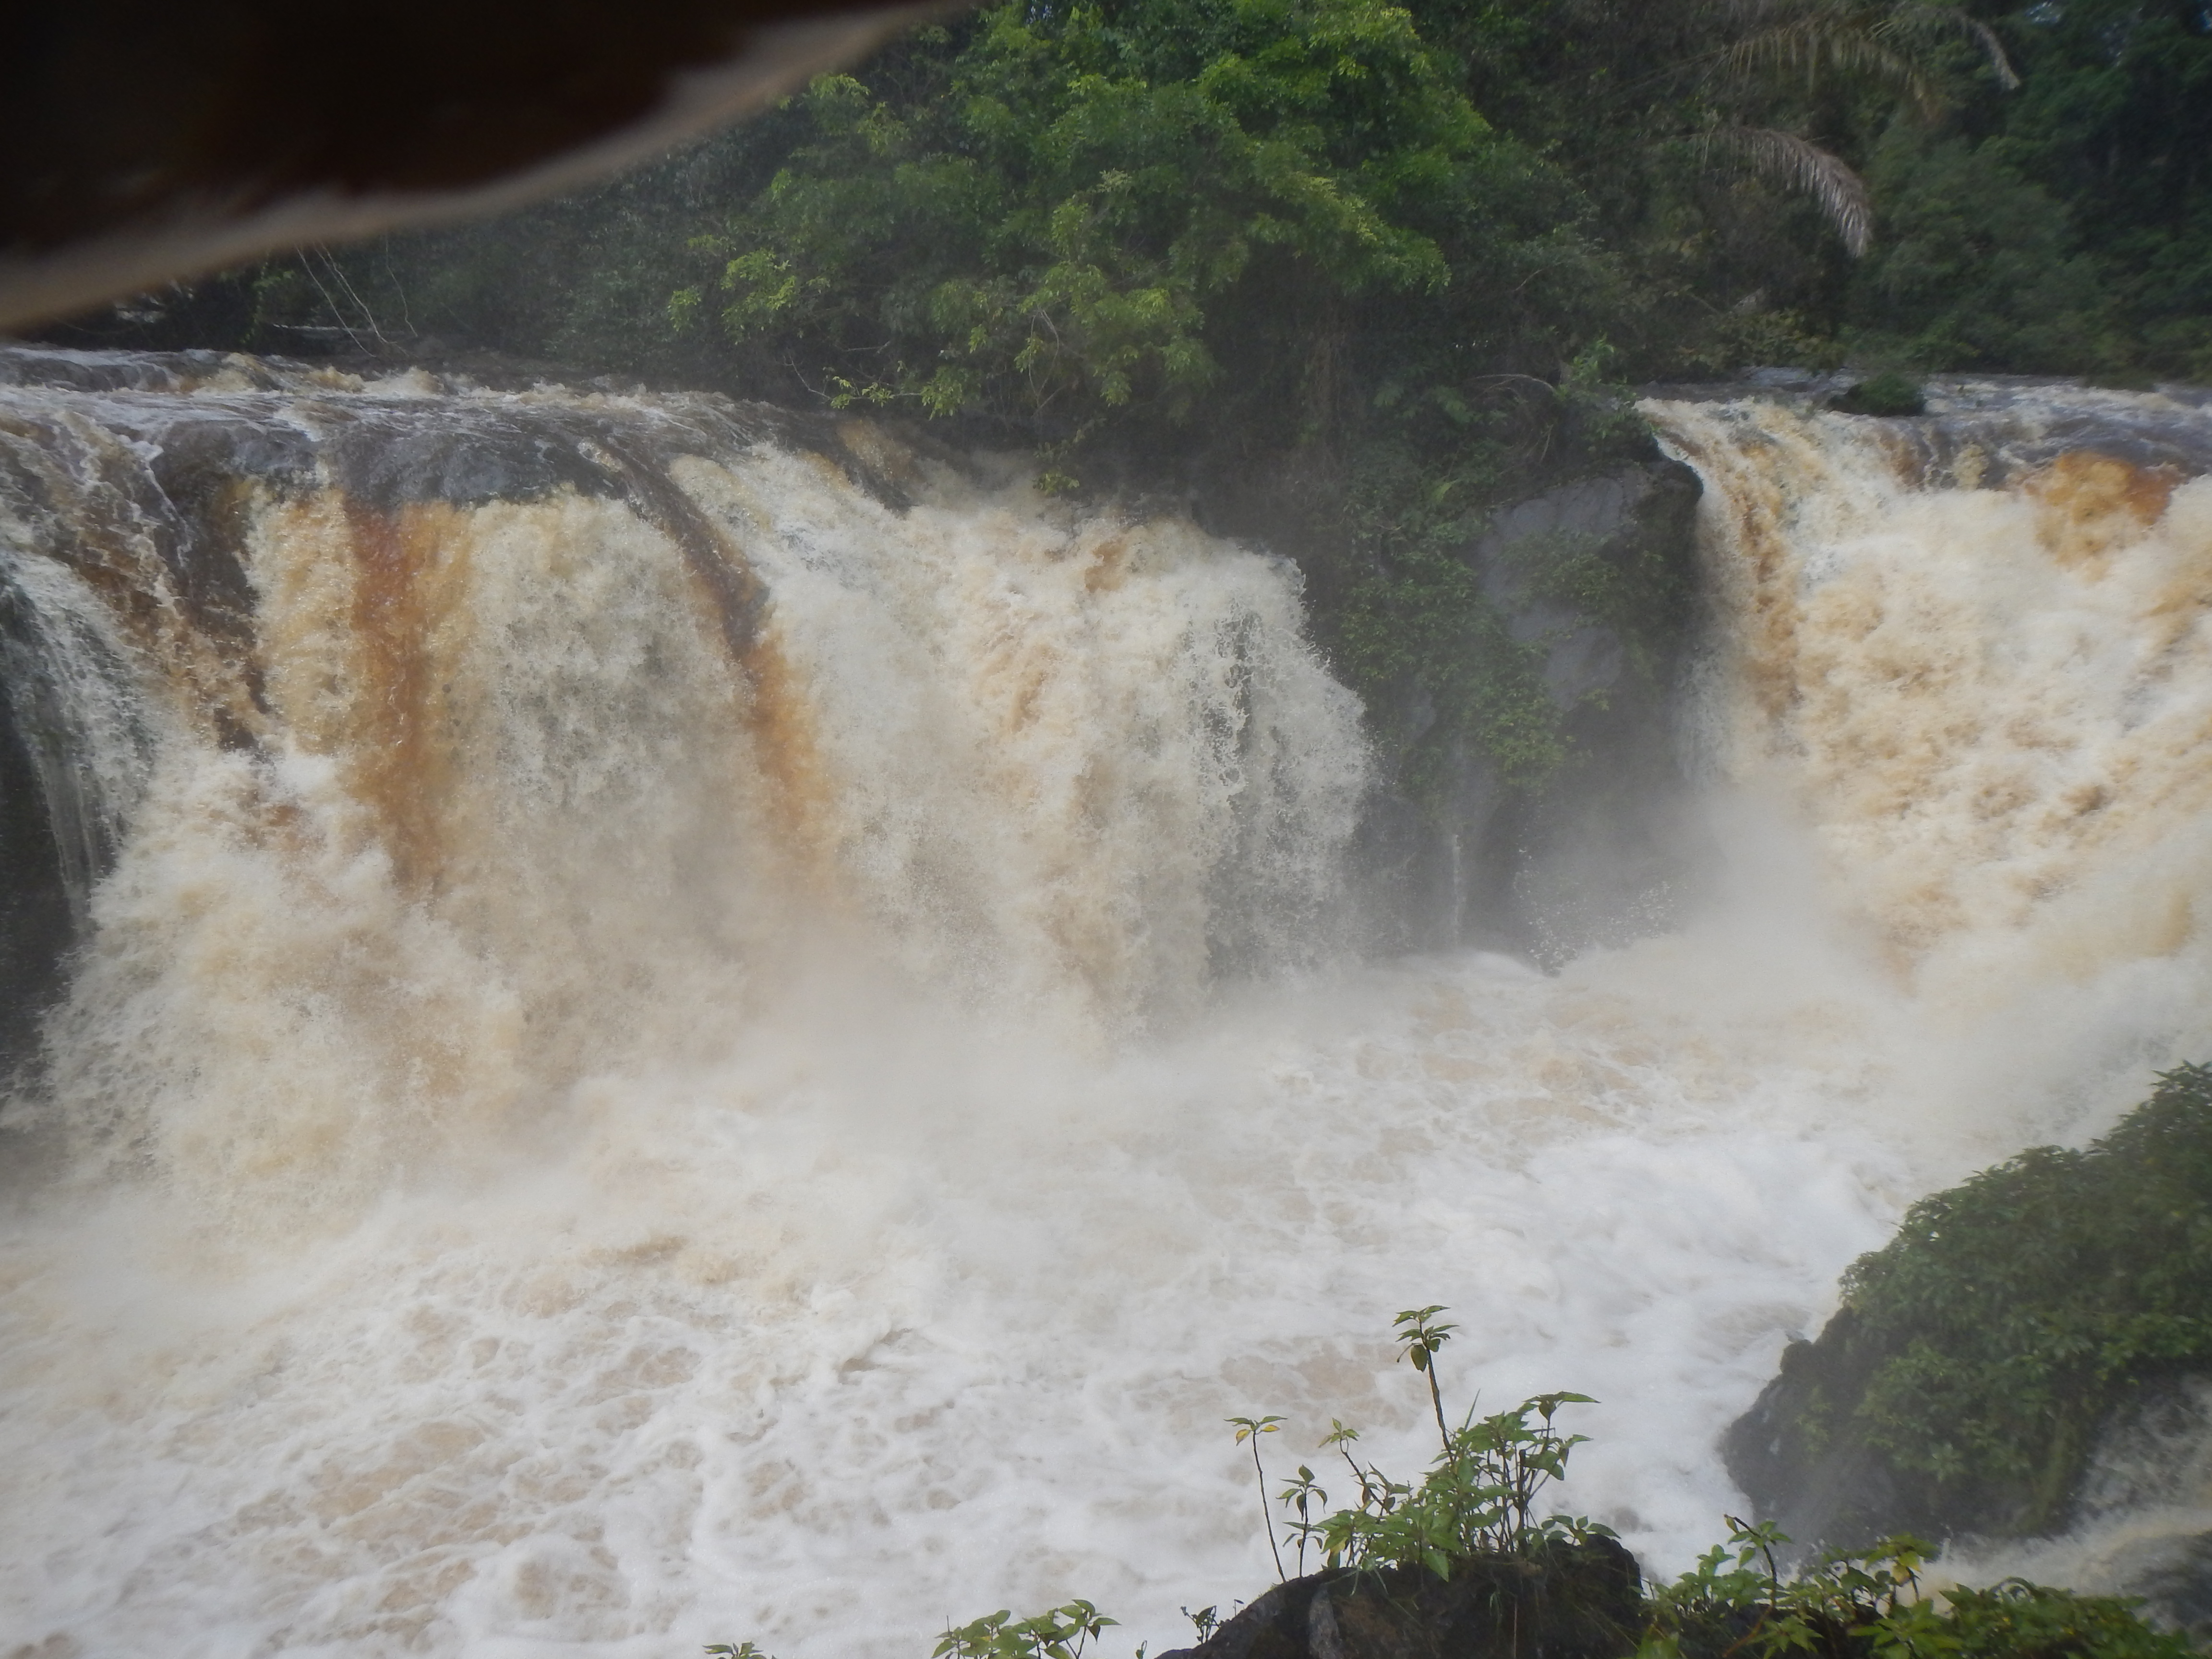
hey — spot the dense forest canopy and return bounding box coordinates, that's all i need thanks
[85,0,2212,400]
[44,0,2211,795]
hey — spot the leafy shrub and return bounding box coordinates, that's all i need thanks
[1643,1518,2197,1659]
[1839,1062,2212,1523]
[936,1602,1119,1659]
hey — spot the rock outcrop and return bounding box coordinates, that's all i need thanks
[1723,1063,2212,1633]
[1357,455,1707,966]
[1154,1541,1645,1659]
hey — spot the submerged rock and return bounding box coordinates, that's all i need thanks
[1829,373,1927,417]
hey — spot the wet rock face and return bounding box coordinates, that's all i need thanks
[1484,461,1707,969]
[0,601,72,1079]
[1359,455,1708,967]
[1720,1292,2181,1564]
[2123,1536,2212,1644]
[2021,1378,2212,1641]
[1721,1312,1929,1562]
[1156,1542,1645,1659]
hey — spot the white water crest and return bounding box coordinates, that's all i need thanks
[1,357,2210,1658]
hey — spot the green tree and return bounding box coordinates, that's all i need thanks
[1847,125,2123,371]
[669,0,1586,452]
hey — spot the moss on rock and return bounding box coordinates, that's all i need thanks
[1728,1063,2212,1551]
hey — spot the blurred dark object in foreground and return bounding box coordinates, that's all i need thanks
[0,0,928,330]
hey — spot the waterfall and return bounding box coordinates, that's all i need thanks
[0,349,1369,1206]
[1652,381,2212,1085]
[1651,377,2212,1608]
[0,351,2208,1658]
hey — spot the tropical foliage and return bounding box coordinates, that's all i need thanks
[1642,1517,2198,1659]
[666,0,1510,440]
[109,0,2210,385]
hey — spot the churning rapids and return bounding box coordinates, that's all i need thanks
[3,347,2212,1658]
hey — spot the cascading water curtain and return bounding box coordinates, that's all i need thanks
[0,352,2208,1659]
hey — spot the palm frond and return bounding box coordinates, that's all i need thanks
[1718,0,1806,26]
[1703,125,1875,255]
[1878,3,2022,89]
[1718,17,1944,119]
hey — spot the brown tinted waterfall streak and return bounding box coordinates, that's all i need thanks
[337,499,472,895]
[1648,409,1817,728]
[2026,451,2186,571]
[3,344,1376,1186]
[590,434,836,879]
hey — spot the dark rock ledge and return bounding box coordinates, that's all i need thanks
[1154,1541,1644,1659]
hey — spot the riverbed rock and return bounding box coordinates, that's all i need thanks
[0,590,72,1079]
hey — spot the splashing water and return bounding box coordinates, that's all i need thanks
[1,356,2209,1658]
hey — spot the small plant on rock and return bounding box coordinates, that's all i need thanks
[1228,1414,1287,1581]
[1394,1305,1460,1453]
[1287,1305,1609,1579]
[935,1600,1119,1659]
[1830,371,1927,417]
[1277,1462,1330,1576]
[1310,1391,1609,1578]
